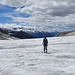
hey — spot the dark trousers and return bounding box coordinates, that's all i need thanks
[44,46,47,53]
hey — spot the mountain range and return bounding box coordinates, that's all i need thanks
[0,27,75,40]
[0,27,58,40]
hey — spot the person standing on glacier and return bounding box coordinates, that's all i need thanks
[42,37,48,53]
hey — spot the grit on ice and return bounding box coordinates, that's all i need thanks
[0,36,75,75]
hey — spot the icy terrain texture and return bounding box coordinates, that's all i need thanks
[0,36,75,75]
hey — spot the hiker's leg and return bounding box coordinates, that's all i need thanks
[44,46,45,53]
[46,46,47,53]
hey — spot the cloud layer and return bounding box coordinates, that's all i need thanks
[0,0,75,31]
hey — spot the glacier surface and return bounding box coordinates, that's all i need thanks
[0,36,75,75]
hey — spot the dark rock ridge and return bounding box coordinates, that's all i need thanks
[9,30,34,39]
[29,31,59,38]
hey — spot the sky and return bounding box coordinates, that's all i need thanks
[0,0,75,32]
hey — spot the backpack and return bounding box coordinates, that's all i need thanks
[43,38,48,46]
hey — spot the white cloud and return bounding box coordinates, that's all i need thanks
[1,0,75,16]
[0,23,21,28]
[11,14,75,31]
[14,0,75,31]
[0,0,35,7]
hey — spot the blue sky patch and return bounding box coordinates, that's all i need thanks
[0,17,12,24]
[0,4,16,13]
[0,4,31,24]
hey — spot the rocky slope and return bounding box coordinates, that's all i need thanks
[56,30,75,37]
[0,32,18,40]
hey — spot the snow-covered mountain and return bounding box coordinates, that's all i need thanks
[0,36,75,75]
